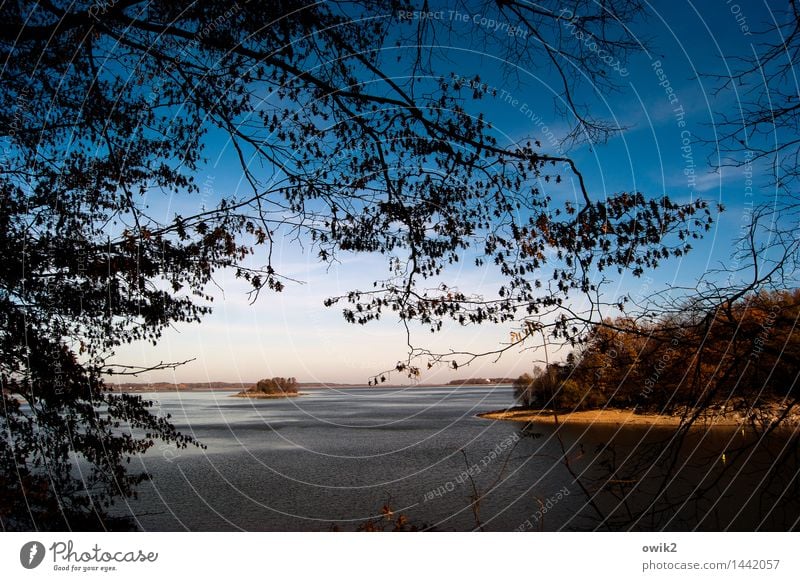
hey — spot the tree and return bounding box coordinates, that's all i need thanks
[541,290,800,530]
[575,6,800,530]
[512,372,536,407]
[512,362,605,410]
[254,377,298,394]
[1,0,712,529]
[697,3,800,302]
[542,290,800,413]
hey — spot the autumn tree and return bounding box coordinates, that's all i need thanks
[512,363,605,410]
[255,377,298,394]
[511,289,799,418]
[542,290,800,529]
[498,5,800,531]
[513,372,536,407]
[1,0,712,529]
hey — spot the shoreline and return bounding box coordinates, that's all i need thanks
[477,407,763,428]
[106,383,508,394]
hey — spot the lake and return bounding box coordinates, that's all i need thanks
[116,386,800,531]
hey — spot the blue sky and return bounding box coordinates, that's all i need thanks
[110,1,790,385]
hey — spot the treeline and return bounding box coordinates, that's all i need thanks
[514,289,800,412]
[253,377,299,394]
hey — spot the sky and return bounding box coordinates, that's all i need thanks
[110,1,792,385]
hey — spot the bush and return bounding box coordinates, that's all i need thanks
[513,365,604,410]
[558,379,606,410]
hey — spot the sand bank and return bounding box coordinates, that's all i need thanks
[477,408,748,427]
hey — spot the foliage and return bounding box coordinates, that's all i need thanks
[695,5,800,304]
[512,373,536,406]
[352,502,429,532]
[1,0,713,529]
[254,377,298,394]
[513,366,605,410]
[513,289,800,415]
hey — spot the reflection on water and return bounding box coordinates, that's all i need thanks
[118,387,799,531]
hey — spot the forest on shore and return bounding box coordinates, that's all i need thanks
[513,289,800,420]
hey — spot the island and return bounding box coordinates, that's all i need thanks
[233,376,303,398]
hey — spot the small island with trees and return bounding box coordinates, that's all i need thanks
[234,377,302,398]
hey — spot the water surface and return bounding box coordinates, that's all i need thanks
[117,387,799,531]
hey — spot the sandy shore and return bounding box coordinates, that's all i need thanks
[231,392,304,399]
[477,408,748,427]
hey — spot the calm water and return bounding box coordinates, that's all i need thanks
[115,387,799,531]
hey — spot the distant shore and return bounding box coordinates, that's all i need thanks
[477,407,786,428]
[107,382,369,393]
[107,382,507,393]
